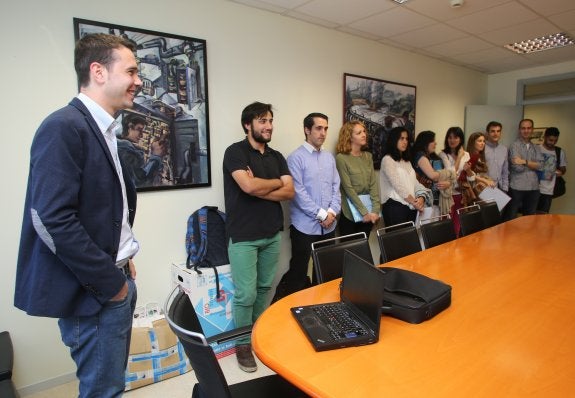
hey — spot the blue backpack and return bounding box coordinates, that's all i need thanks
[185,206,230,297]
[186,206,229,268]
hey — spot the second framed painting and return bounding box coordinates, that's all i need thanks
[344,73,416,169]
[74,18,211,191]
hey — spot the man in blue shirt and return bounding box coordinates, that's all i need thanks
[484,121,509,193]
[273,113,341,302]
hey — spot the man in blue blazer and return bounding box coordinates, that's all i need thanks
[15,33,142,397]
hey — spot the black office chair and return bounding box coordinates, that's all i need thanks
[0,331,19,398]
[311,232,373,284]
[477,199,502,228]
[165,288,308,398]
[457,204,485,237]
[419,214,457,249]
[376,221,422,263]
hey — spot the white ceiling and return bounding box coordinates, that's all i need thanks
[227,0,575,74]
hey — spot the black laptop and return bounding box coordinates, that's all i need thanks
[290,250,385,351]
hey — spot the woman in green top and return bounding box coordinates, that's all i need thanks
[335,120,380,237]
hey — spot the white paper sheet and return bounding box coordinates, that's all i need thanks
[478,187,511,211]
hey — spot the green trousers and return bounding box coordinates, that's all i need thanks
[228,233,281,345]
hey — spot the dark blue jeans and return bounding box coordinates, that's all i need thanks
[505,189,540,220]
[537,193,553,214]
[59,277,137,398]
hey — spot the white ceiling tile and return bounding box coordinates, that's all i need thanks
[481,19,560,45]
[548,10,575,31]
[231,0,309,11]
[390,23,469,48]
[519,0,575,16]
[349,7,436,37]
[472,56,536,73]
[285,11,340,29]
[456,47,516,64]
[426,37,494,57]
[405,0,510,21]
[336,26,383,41]
[294,0,396,25]
[447,2,539,34]
[377,38,416,52]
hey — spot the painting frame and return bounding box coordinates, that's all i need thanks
[344,73,416,169]
[74,18,211,192]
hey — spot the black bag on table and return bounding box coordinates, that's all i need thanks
[380,267,451,324]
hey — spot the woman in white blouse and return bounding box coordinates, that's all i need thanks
[380,126,430,227]
[438,127,468,236]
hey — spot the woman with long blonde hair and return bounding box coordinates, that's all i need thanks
[335,120,380,237]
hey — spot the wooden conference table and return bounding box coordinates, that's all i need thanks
[252,215,575,397]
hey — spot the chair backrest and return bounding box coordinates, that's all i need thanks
[165,288,232,398]
[477,200,501,228]
[419,214,456,249]
[457,204,485,237]
[311,232,372,284]
[376,221,422,263]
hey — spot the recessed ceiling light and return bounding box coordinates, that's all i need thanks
[504,32,574,54]
[392,0,410,4]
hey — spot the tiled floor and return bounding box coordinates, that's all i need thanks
[25,354,275,397]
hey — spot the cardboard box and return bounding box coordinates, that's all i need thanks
[171,263,236,358]
[125,318,191,391]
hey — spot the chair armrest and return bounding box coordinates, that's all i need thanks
[206,325,253,345]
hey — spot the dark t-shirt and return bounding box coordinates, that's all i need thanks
[223,138,290,243]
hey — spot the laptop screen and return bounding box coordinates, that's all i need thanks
[341,250,384,331]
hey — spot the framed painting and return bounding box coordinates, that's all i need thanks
[344,73,416,169]
[74,18,211,191]
[530,127,546,145]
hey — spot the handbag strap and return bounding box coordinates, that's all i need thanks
[555,146,561,169]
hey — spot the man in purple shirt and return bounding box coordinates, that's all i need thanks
[272,113,341,301]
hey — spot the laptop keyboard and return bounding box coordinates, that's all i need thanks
[312,304,368,340]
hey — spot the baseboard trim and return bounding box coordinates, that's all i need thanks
[18,372,76,396]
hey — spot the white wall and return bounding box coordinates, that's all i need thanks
[487,60,575,105]
[524,102,575,215]
[1,0,490,391]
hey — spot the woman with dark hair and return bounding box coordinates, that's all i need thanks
[379,127,431,227]
[335,120,380,237]
[439,127,468,236]
[411,131,454,218]
[459,132,496,205]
